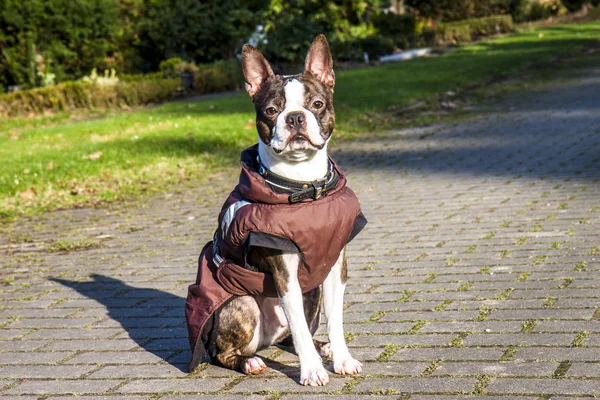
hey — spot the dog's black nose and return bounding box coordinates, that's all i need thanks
[286,112,305,129]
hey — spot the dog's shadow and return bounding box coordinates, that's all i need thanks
[52,274,299,377]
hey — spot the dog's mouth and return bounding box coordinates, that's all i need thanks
[273,132,324,154]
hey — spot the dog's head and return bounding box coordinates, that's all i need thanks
[242,35,335,162]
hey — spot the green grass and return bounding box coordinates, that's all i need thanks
[1,21,599,223]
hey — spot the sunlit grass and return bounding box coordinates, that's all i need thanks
[1,21,599,223]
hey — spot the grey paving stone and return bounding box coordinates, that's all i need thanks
[391,348,505,361]
[162,396,268,400]
[0,339,48,351]
[0,330,25,340]
[566,362,600,377]
[115,378,231,394]
[362,361,430,376]
[486,309,595,320]
[514,348,600,362]
[462,333,575,346]
[411,397,531,400]
[88,364,187,378]
[352,377,478,393]
[0,352,71,365]
[350,334,456,347]
[419,321,524,333]
[486,378,600,396]
[230,376,350,393]
[5,379,121,395]
[0,365,96,378]
[582,333,599,345]
[23,328,123,339]
[344,322,414,334]
[433,361,558,377]
[43,339,139,351]
[380,311,479,322]
[46,397,148,400]
[6,317,99,328]
[3,63,600,399]
[63,351,173,364]
[533,320,600,333]
[281,396,398,400]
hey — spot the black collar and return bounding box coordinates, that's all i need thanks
[256,155,339,203]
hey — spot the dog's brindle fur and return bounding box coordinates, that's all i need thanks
[211,35,361,386]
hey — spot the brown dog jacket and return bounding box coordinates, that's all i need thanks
[185,145,367,371]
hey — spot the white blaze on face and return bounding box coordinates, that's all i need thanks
[271,79,324,151]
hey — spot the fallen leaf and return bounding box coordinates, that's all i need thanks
[83,151,103,160]
[47,161,54,170]
[20,187,36,199]
[244,119,255,130]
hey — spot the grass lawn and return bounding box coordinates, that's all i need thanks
[1,21,599,224]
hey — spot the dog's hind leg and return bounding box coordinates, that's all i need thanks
[322,247,362,375]
[215,296,266,375]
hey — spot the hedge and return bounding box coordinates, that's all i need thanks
[193,60,244,94]
[435,15,514,45]
[0,59,245,119]
[0,78,180,119]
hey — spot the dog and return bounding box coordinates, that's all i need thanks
[185,35,367,386]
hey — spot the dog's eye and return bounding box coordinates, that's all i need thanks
[265,107,277,116]
[312,101,324,109]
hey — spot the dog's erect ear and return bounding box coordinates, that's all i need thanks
[305,34,335,89]
[242,44,274,97]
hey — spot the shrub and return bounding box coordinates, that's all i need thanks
[331,36,396,62]
[193,60,243,94]
[561,0,587,11]
[374,12,418,37]
[526,0,564,20]
[436,15,514,45]
[159,57,185,78]
[0,77,180,119]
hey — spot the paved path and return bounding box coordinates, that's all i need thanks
[1,67,600,399]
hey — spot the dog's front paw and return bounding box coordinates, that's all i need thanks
[334,357,362,375]
[241,356,267,375]
[300,363,329,386]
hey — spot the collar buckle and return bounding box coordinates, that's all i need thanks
[312,182,324,200]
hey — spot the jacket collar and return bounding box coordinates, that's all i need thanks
[237,144,347,204]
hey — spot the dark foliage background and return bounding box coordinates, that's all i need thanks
[0,0,596,91]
